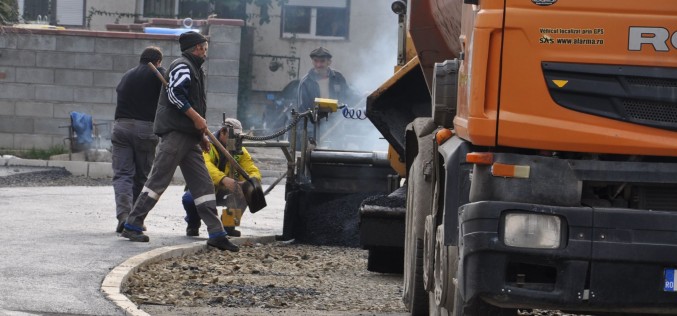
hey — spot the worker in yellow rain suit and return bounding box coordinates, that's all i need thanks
[181,118,262,237]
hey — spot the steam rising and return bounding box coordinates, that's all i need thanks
[317,1,398,152]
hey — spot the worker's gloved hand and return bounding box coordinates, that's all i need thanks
[221,177,238,191]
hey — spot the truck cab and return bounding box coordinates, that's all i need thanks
[367,0,677,315]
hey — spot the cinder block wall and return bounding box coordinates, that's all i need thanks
[0,19,242,151]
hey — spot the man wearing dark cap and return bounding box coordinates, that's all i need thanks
[120,31,239,252]
[297,47,354,144]
[113,46,164,234]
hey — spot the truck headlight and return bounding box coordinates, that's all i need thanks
[503,213,562,249]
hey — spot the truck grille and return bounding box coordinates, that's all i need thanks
[637,185,677,211]
[543,62,677,131]
[624,99,677,124]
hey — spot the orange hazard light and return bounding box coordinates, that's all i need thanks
[491,163,530,178]
[466,152,494,165]
[435,128,453,145]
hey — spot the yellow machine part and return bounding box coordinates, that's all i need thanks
[388,145,406,177]
[220,208,243,227]
[314,98,339,112]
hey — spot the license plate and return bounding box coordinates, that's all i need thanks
[664,269,677,292]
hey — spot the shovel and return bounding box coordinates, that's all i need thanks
[147,62,267,213]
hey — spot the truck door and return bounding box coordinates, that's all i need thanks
[497,0,677,156]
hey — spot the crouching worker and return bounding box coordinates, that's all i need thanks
[182,118,262,237]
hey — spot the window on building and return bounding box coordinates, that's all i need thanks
[142,0,243,19]
[143,0,176,18]
[281,0,349,40]
[18,0,84,26]
[22,0,49,22]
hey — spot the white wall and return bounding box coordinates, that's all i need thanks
[86,0,137,30]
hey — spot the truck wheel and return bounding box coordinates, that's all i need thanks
[434,225,457,310]
[403,169,429,314]
[430,295,451,316]
[403,229,428,314]
[423,215,436,291]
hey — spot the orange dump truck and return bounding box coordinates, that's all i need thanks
[364,0,677,315]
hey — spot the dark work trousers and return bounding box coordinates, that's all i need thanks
[182,183,247,228]
[112,119,158,221]
[125,131,226,238]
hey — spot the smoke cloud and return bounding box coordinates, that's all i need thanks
[317,0,398,152]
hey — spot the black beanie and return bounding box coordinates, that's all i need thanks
[179,31,207,52]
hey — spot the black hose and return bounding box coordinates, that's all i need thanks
[240,110,313,141]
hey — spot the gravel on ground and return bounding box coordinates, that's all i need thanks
[125,241,407,314]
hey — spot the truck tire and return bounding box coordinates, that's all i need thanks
[434,225,457,309]
[423,215,436,291]
[403,218,429,314]
[403,118,437,315]
[403,163,429,315]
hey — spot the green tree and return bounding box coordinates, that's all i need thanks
[0,0,19,25]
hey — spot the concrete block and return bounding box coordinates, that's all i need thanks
[0,132,13,148]
[205,108,237,126]
[33,117,70,135]
[112,55,138,72]
[15,101,54,118]
[0,49,36,67]
[13,133,52,149]
[53,151,86,161]
[207,25,242,43]
[53,103,93,119]
[170,44,183,58]
[208,43,240,60]
[93,71,124,88]
[206,93,238,110]
[56,35,95,53]
[36,51,75,69]
[85,149,112,162]
[206,59,239,76]
[74,87,113,103]
[0,34,17,49]
[17,34,57,51]
[91,104,116,120]
[51,135,67,148]
[55,69,94,86]
[0,100,15,116]
[95,38,136,55]
[88,162,113,178]
[0,83,34,100]
[73,53,113,70]
[47,160,88,176]
[133,40,174,57]
[0,66,16,82]
[207,76,238,94]
[16,68,55,84]
[6,158,48,167]
[35,85,74,102]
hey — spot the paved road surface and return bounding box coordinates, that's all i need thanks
[0,184,285,316]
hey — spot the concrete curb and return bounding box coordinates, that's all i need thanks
[101,235,278,316]
[0,157,185,182]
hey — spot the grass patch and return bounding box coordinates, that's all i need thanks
[6,146,68,160]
